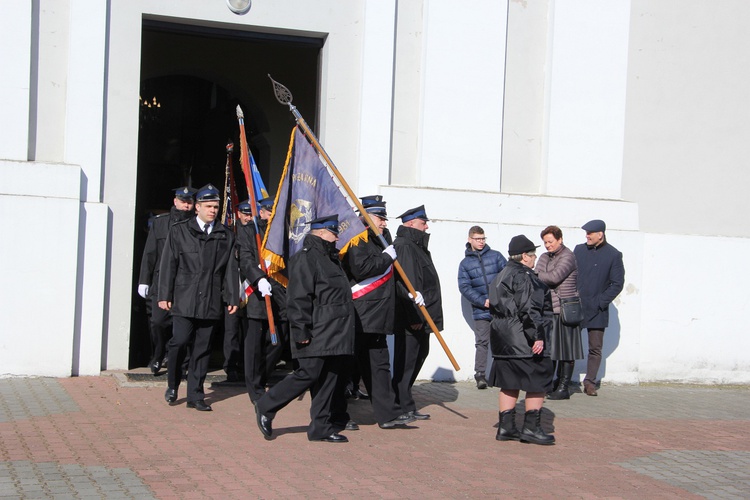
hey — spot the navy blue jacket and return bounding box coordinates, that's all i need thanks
[458,244,507,321]
[573,240,625,329]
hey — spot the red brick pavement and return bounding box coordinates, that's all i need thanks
[1,376,747,499]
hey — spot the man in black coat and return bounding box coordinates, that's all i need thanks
[158,184,239,411]
[254,215,355,443]
[137,186,195,374]
[236,197,288,403]
[573,219,625,396]
[342,196,416,429]
[392,205,443,421]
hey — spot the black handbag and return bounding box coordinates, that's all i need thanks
[560,296,583,326]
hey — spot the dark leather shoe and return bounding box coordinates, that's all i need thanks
[583,381,598,397]
[378,413,416,429]
[475,373,488,390]
[318,433,348,443]
[149,359,161,375]
[186,399,212,411]
[345,420,359,431]
[255,404,273,439]
[164,388,177,404]
[189,400,211,411]
[355,389,370,400]
[225,370,240,383]
[409,410,430,420]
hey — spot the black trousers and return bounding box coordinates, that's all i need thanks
[223,308,244,373]
[244,318,289,403]
[392,329,430,413]
[148,294,172,363]
[356,333,403,424]
[167,316,218,402]
[256,355,349,441]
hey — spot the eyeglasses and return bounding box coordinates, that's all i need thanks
[470,237,486,242]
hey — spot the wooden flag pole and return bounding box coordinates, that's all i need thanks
[236,105,278,345]
[267,75,459,371]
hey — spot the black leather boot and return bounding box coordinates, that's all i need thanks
[520,410,555,445]
[547,361,573,400]
[496,409,520,441]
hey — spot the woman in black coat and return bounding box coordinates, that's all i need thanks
[489,235,555,445]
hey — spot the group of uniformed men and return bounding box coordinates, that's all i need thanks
[138,185,441,443]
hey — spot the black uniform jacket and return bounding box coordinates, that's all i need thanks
[286,234,355,359]
[488,260,553,359]
[158,217,238,320]
[236,218,287,320]
[573,240,625,329]
[138,207,193,296]
[393,225,444,333]
[342,227,395,335]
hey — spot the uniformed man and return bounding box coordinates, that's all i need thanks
[254,214,355,442]
[392,205,443,421]
[159,184,239,411]
[236,197,288,403]
[222,199,255,383]
[342,195,416,429]
[137,186,195,374]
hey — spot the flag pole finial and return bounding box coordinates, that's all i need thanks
[268,74,294,109]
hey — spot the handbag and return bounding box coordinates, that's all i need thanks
[559,296,583,326]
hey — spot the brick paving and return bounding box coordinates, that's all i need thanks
[0,374,748,499]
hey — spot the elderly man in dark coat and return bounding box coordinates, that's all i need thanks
[342,196,415,429]
[392,205,443,421]
[254,214,356,443]
[158,184,239,411]
[573,219,625,396]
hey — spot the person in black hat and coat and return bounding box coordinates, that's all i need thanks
[254,214,356,443]
[489,234,555,445]
[236,197,289,403]
[573,219,625,396]
[158,184,239,411]
[138,186,196,375]
[341,196,416,429]
[392,205,442,421]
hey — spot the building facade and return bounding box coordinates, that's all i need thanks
[1,0,747,383]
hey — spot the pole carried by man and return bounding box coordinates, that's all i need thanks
[267,75,460,371]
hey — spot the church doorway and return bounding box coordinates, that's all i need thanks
[129,19,322,369]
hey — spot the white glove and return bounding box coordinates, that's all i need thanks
[257,278,273,297]
[409,291,425,307]
[138,284,149,299]
[382,245,397,260]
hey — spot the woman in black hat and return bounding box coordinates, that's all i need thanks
[488,235,555,445]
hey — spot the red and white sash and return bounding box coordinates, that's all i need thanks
[351,265,393,300]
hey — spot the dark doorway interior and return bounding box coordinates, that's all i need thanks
[130,20,322,369]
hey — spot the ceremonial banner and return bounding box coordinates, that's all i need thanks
[262,127,367,286]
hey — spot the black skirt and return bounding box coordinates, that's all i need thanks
[488,357,554,393]
[548,313,584,361]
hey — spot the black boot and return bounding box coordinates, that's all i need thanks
[520,410,555,445]
[550,362,562,392]
[496,409,520,441]
[547,361,573,400]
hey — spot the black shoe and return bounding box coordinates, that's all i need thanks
[164,388,177,404]
[225,370,240,383]
[149,359,161,375]
[345,420,359,431]
[318,433,348,443]
[255,404,273,439]
[409,410,430,420]
[354,389,370,400]
[379,413,416,429]
[475,373,488,390]
[186,399,212,411]
[520,410,555,445]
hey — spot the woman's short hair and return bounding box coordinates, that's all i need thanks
[540,225,563,240]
